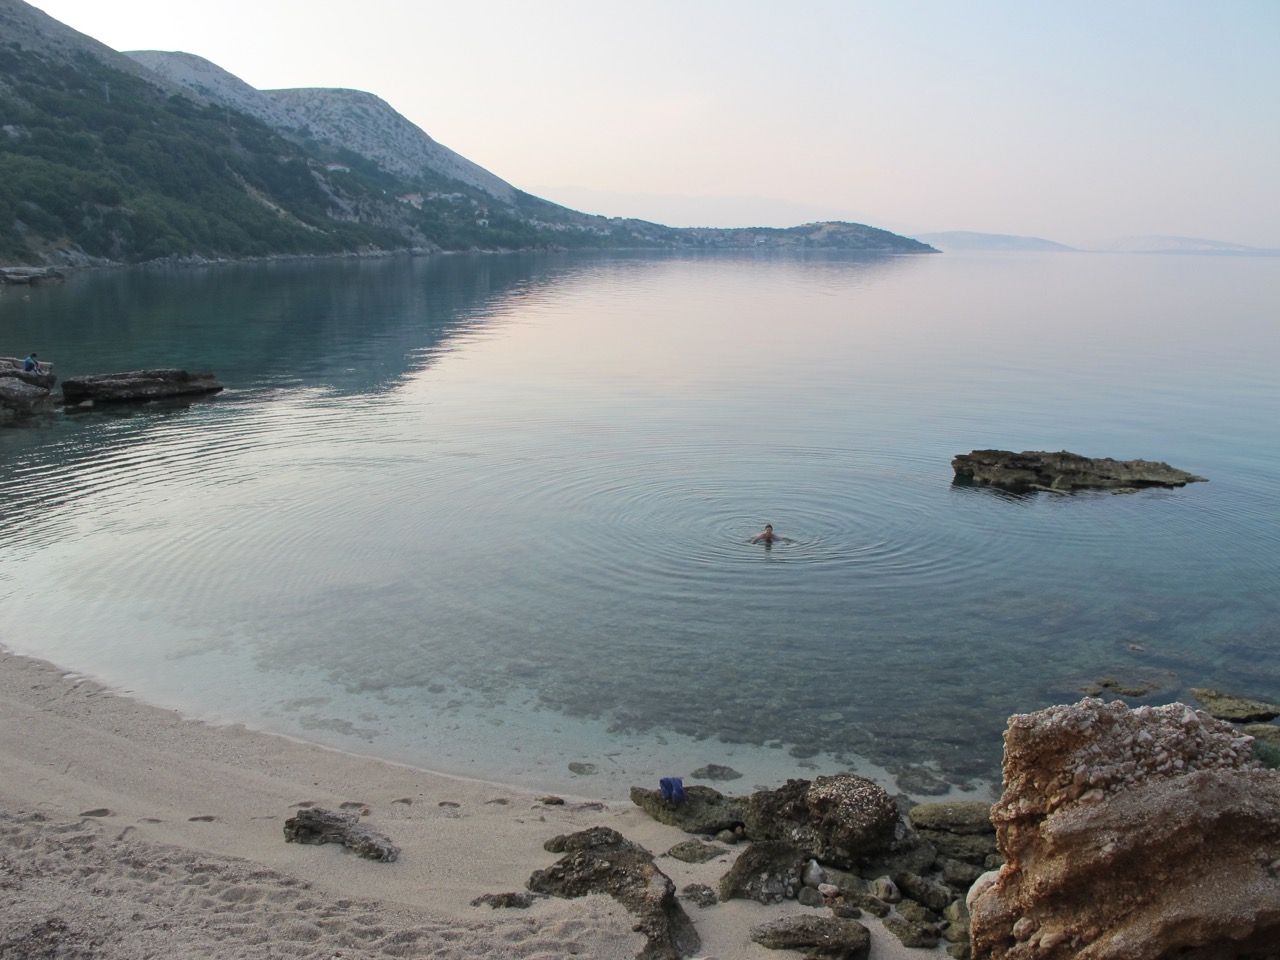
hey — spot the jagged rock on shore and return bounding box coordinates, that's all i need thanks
[629,783,746,835]
[0,358,58,419]
[969,697,1280,959]
[61,369,224,404]
[750,915,871,960]
[741,774,900,869]
[281,807,399,862]
[527,826,699,960]
[908,801,998,867]
[951,449,1207,492]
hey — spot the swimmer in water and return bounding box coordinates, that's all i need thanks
[750,523,781,544]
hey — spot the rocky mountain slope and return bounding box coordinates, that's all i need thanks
[126,51,517,204]
[0,0,934,265]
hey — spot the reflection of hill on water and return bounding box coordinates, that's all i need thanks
[0,254,577,538]
[4,254,592,396]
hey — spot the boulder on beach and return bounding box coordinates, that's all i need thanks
[528,826,699,960]
[742,774,899,869]
[629,783,746,835]
[969,698,1280,959]
[951,449,1206,492]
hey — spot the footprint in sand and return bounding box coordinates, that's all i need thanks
[79,808,112,818]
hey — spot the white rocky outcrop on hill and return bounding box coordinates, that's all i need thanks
[124,50,516,205]
[267,87,516,204]
[0,0,182,94]
[125,50,299,129]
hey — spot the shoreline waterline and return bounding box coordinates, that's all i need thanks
[0,643,993,806]
[0,646,929,960]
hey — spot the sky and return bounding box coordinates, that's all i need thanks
[26,0,1280,247]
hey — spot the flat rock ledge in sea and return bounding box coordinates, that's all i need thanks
[970,698,1280,959]
[951,449,1207,493]
[61,369,224,405]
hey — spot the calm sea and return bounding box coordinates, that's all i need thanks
[1,250,1277,800]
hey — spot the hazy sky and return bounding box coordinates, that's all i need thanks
[27,0,1280,247]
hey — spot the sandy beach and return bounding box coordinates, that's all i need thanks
[0,649,929,959]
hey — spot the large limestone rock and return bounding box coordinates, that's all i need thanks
[951,450,1206,492]
[970,698,1280,959]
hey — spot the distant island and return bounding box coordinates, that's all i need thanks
[914,231,1077,253]
[0,0,934,268]
[1106,235,1280,256]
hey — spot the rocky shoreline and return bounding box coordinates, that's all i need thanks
[456,691,1280,960]
[2,647,1278,960]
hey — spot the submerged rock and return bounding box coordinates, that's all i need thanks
[951,449,1206,492]
[1191,687,1280,723]
[970,698,1280,959]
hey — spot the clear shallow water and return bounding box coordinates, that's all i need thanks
[1,251,1277,800]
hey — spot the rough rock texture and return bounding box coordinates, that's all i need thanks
[750,915,871,960]
[951,449,1206,492]
[970,698,1280,959]
[281,807,399,862]
[718,841,805,905]
[61,369,224,404]
[665,839,725,863]
[0,371,57,418]
[1191,687,1280,723]
[629,784,746,835]
[528,826,699,960]
[908,801,997,866]
[742,775,899,869]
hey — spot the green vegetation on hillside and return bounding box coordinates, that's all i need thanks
[0,38,934,266]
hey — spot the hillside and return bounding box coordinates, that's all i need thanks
[0,0,934,266]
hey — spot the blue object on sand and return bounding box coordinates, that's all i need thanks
[659,776,685,805]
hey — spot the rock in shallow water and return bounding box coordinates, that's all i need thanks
[951,449,1206,492]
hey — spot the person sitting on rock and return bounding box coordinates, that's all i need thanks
[22,353,39,372]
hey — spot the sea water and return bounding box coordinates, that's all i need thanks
[1,250,1277,800]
